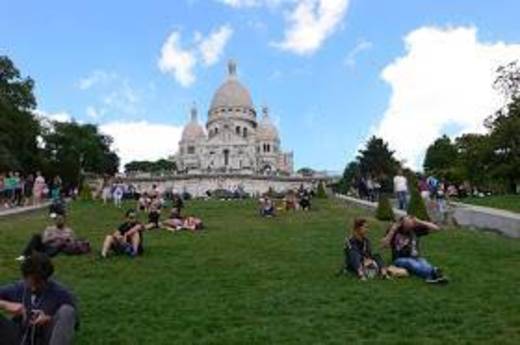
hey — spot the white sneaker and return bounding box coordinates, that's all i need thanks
[15,255,26,262]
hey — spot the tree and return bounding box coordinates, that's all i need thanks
[375,195,395,221]
[423,135,459,179]
[337,161,360,194]
[0,56,41,171]
[296,167,315,177]
[357,136,399,180]
[125,159,176,174]
[41,121,119,189]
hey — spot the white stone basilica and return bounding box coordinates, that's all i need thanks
[176,60,294,176]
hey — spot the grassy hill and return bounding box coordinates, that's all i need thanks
[0,199,519,344]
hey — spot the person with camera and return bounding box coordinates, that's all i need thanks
[344,218,389,280]
[381,215,448,284]
[0,253,78,345]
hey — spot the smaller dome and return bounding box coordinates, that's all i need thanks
[181,106,206,141]
[256,107,279,141]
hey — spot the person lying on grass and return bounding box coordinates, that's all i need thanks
[16,213,90,262]
[0,253,78,345]
[101,209,144,258]
[344,218,389,280]
[144,196,162,230]
[162,211,204,232]
[381,215,448,284]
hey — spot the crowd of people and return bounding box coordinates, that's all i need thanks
[259,186,313,217]
[0,180,453,344]
[0,172,67,211]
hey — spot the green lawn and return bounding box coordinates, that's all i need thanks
[458,194,520,213]
[1,199,519,344]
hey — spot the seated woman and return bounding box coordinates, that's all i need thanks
[259,197,275,217]
[17,213,90,261]
[144,197,162,230]
[344,218,388,280]
[101,209,144,258]
[137,192,149,212]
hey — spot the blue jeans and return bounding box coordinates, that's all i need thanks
[396,191,408,210]
[394,257,435,279]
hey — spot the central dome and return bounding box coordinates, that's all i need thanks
[210,60,253,110]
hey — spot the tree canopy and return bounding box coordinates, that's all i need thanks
[0,55,120,188]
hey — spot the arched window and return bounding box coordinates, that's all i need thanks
[224,149,230,166]
[188,146,195,154]
[236,126,240,135]
[215,127,219,134]
[243,128,248,138]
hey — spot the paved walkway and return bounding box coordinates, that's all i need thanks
[0,202,50,218]
[336,194,520,238]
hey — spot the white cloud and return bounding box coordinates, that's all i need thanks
[100,121,183,167]
[158,25,233,87]
[77,70,117,90]
[344,39,373,67]
[158,32,197,87]
[373,26,520,169]
[273,0,350,55]
[86,106,106,120]
[34,109,72,123]
[199,25,234,66]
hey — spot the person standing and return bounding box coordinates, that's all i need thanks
[393,170,409,210]
[33,172,46,205]
[112,183,124,208]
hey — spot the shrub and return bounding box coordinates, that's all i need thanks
[376,194,395,221]
[316,181,328,199]
[79,183,93,201]
[407,180,430,221]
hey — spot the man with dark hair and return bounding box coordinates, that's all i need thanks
[101,209,144,258]
[381,215,448,284]
[0,253,77,345]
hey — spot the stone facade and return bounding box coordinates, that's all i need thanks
[125,175,318,198]
[176,60,293,176]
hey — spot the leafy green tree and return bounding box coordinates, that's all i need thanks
[297,167,315,177]
[375,195,395,221]
[125,159,176,174]
[423,135,459,179]
[0,56,41,171]
[41,121,119,189]
[357,136,399,180]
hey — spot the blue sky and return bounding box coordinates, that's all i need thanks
[1,0,520,171]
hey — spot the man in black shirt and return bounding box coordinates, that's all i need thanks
[381,215,448,284]
[0,253,77,345]
[101,209,143,258]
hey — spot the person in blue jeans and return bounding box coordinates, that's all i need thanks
[381,215,448,284]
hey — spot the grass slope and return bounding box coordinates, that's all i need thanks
[458,195,520,213]
[1,199,519,344]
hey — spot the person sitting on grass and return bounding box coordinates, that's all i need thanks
[144,196,162,230]
[16,213,90,262]
[0,253,78,345]
[101,209,144,258]
[259,196,275,217]
[344,218,389,280]
[381,215,448,284]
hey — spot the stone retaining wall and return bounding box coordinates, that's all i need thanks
[336,194,520,239]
